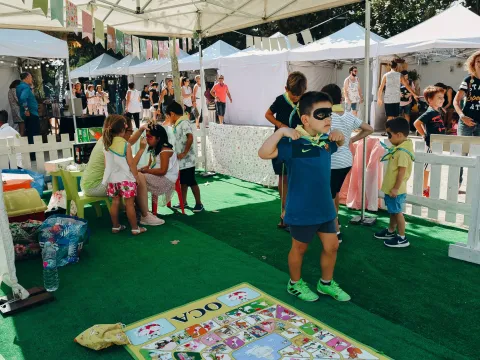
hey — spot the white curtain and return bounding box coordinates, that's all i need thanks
[288,61,336,92]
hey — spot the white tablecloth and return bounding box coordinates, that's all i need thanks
[206,123,277,186]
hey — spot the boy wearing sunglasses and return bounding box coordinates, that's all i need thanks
[259,91,349,302]
[374,117,414,247]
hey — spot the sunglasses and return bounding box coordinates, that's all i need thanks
[313,108,332,120]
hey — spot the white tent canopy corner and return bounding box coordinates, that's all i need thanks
[91,54,143,77]
[70,53,118,79]
[128,48,189,76]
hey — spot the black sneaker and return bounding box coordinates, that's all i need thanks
[172,203,187,209]
[192,204,205,213]
[374,228,396,240]
[337,233,343,243]
[384,235,410,248]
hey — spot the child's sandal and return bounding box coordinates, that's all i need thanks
[112,225,126,233]
[131,227,147,236]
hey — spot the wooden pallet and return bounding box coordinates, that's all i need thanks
[0,287,55,316]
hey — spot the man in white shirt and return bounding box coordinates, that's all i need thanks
[343,66,363,117]
[0,110,23,168]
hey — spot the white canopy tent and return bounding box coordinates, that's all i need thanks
[70,53,118,79]
[288,22,384,61]
[0,29,72,301]
[91,54,142,76]
[128,49,189,76]
[153,40,240,73]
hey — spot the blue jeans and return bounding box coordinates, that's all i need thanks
[457,120,480,184]
[384,194,406,214]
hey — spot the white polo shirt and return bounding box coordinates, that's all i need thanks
[0,123,23,168]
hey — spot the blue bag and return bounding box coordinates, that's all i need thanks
[2,168,45,196]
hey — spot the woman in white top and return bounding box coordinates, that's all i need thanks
[181,77,193,118]
[192,75,203,129]
[126,82,142,128]
[139,124,179,212]
[86,84,97,115]
[96,85,109,117]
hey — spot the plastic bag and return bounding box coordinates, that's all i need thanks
[9,220,43,261]
[38,215,89,267]
[47,190,67,212]
[75,323,129,350]
[2,168,45,196]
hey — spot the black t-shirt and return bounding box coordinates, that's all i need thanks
[269,94,301,130]
[75,91,87,109]
[141,90,150,108]
[443,86,456,109]
[459,75,480,122]
[150,89,159,104]
[400,81,413,103]
[418,107,446,147]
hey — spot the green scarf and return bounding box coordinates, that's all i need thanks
[380,142,415,162]
[173,115,189,134]
[295,125,329,148]
[283,93,301,128]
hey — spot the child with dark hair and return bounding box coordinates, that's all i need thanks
[321,84,373,241]
[259,91,350,302]
[265,71,308,230]
[167,101,204,213]
[374,117,414,248]
[139,124,179,222]
[413,86,446,197]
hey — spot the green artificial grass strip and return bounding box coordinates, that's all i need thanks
[169,173,479,360]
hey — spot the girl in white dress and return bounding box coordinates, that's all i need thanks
[96,85,109,116]
[86,84,97,115]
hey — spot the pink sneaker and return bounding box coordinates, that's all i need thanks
[140,213,165,226]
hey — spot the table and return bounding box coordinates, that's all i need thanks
[59,115,106,141]
[205,123,277,187]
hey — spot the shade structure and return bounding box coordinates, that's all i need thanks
[153,40,240,72]
[288,22,384,61]
[70,53,118,78]
[0,0,358,38]
[0,28,68,59]
[128,49,189,75]
[379,4,480,56]
[90,54,143,76]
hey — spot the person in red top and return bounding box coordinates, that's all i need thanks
[210,75,232,124]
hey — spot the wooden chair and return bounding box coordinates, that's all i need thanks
[152,175,185,215]
[60,169,110,219]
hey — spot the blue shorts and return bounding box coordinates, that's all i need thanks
[384,193,406,214]
[345,102,358,111]
[400,103,411,115]
[290,220,337,243]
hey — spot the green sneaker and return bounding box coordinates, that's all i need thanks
[317,280,351,302]
[287,279,319,302]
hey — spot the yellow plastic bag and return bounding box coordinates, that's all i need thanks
[74,323,130,350]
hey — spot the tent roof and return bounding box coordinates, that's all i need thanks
[379,5,480,55]
[91,54,143,76]
[288,22,384,61]
[128,49,189,75]
[70,53,118,78]
[178,40,240,70]
[0,28,68,58]
[0,0,358,37]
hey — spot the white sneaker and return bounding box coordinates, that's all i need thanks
[140,213,165,226]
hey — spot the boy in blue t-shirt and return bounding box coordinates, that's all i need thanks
[259,91,350,302]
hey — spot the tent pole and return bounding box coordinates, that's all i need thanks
[361,0,371,221]
[170,37,182,104]
[199,34,208,173]
[66,53,78,142]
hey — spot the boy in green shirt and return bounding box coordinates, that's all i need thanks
[374,117,414,248]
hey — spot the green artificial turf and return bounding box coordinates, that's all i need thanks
[0,173,478,360]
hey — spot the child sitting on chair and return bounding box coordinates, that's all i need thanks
[102,115,146,235]
[139,124,179,221]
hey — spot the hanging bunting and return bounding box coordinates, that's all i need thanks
[158,41,164,59]
[246,35,253,48]
[66,1,78,34]
[261,37,270,51]
[288,34,300,49]
[124,35,132,55]
[182,38,187,51]
[107,26,116,52]
[301,30,314,45]
[188,38,192,51]
[153,40,159,60]
[146,40,153,59]
[132,36,140,59]
[50,0,64,25]
[253,36,261,49]
[278,37,288,50]
[94,18,104,47]
[175,39,180,55]
[32,0,48,16]
[270,38,280,51]
[140,38,147,60]
[116,29,124,55]
[164,40,170,58]
[82,11,93,43]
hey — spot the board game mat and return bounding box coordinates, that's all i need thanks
[124,283,390,360]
